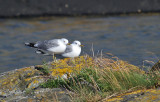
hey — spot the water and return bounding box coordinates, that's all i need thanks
[0,14,160,73]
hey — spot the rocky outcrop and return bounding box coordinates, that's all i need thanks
[0,66,70,102]
[0,57,160,102]
[0,56,94,102]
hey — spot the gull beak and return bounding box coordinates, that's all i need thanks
[67,43,71,45]
[80,45,84,47]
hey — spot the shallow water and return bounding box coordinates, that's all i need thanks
[0,14,160,72]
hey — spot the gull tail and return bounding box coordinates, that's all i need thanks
[25,42,37,48]
[35,49,51,56]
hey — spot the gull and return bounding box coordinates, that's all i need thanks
[61,40,83,58]
[25,38,69,58]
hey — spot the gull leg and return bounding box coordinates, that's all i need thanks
[54,56,57,61]
[52,54,56,62]
[53,56,54,61]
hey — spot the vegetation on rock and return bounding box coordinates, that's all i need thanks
[0,55,160,101]
[39,55,160,101]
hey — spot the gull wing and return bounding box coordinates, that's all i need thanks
[36,39,59,50]
[64,45,73,53]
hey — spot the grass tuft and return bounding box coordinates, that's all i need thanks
[40,55,160,101]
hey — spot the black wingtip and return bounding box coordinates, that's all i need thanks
[25,42,36,48]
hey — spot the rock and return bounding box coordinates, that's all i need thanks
[33,88,70,102]
[25,76,45,89]
[0,66,71,102]
[1,88,71,102]
[0,66,42,97]
[151,60,160,71]
[1,57,159,102]
[105,88,160,102]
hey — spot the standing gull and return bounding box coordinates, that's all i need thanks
[25,38,69,57]
[61,40,83,58]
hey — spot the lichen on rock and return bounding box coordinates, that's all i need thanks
[0,61,71,101]
[105,89,160,102]
[0,66,42,95]
[0,55,160,102]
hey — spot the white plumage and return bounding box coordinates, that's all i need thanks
[25,38,69,55]
[62,40,82,58]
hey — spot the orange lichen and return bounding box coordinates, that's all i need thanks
[2,81,8,85]
[106,97,123,102]
[150,95,158,100]
[27,83,32,88]
[146,89,160,94]
[33,80,39,84]
[105,88,160,102]
[50,68,73,77]
[59,91,65,94]
[48,55,143,79]
[49,56,94,77]
[24,78,32,82]
[124,90,145,96]
[19,67,32,71]
[0,66,42,93]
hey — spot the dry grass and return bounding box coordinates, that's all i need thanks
[40,55,159,101]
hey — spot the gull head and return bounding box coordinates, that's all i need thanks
[72,40,82,47]
[61,38,69,45]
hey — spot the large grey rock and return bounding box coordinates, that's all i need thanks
[0,66,71,102]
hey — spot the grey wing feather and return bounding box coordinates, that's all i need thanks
[36,39,59,50]
[64,45,73,53]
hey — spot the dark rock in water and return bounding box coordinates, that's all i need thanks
[151,60,160,71]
